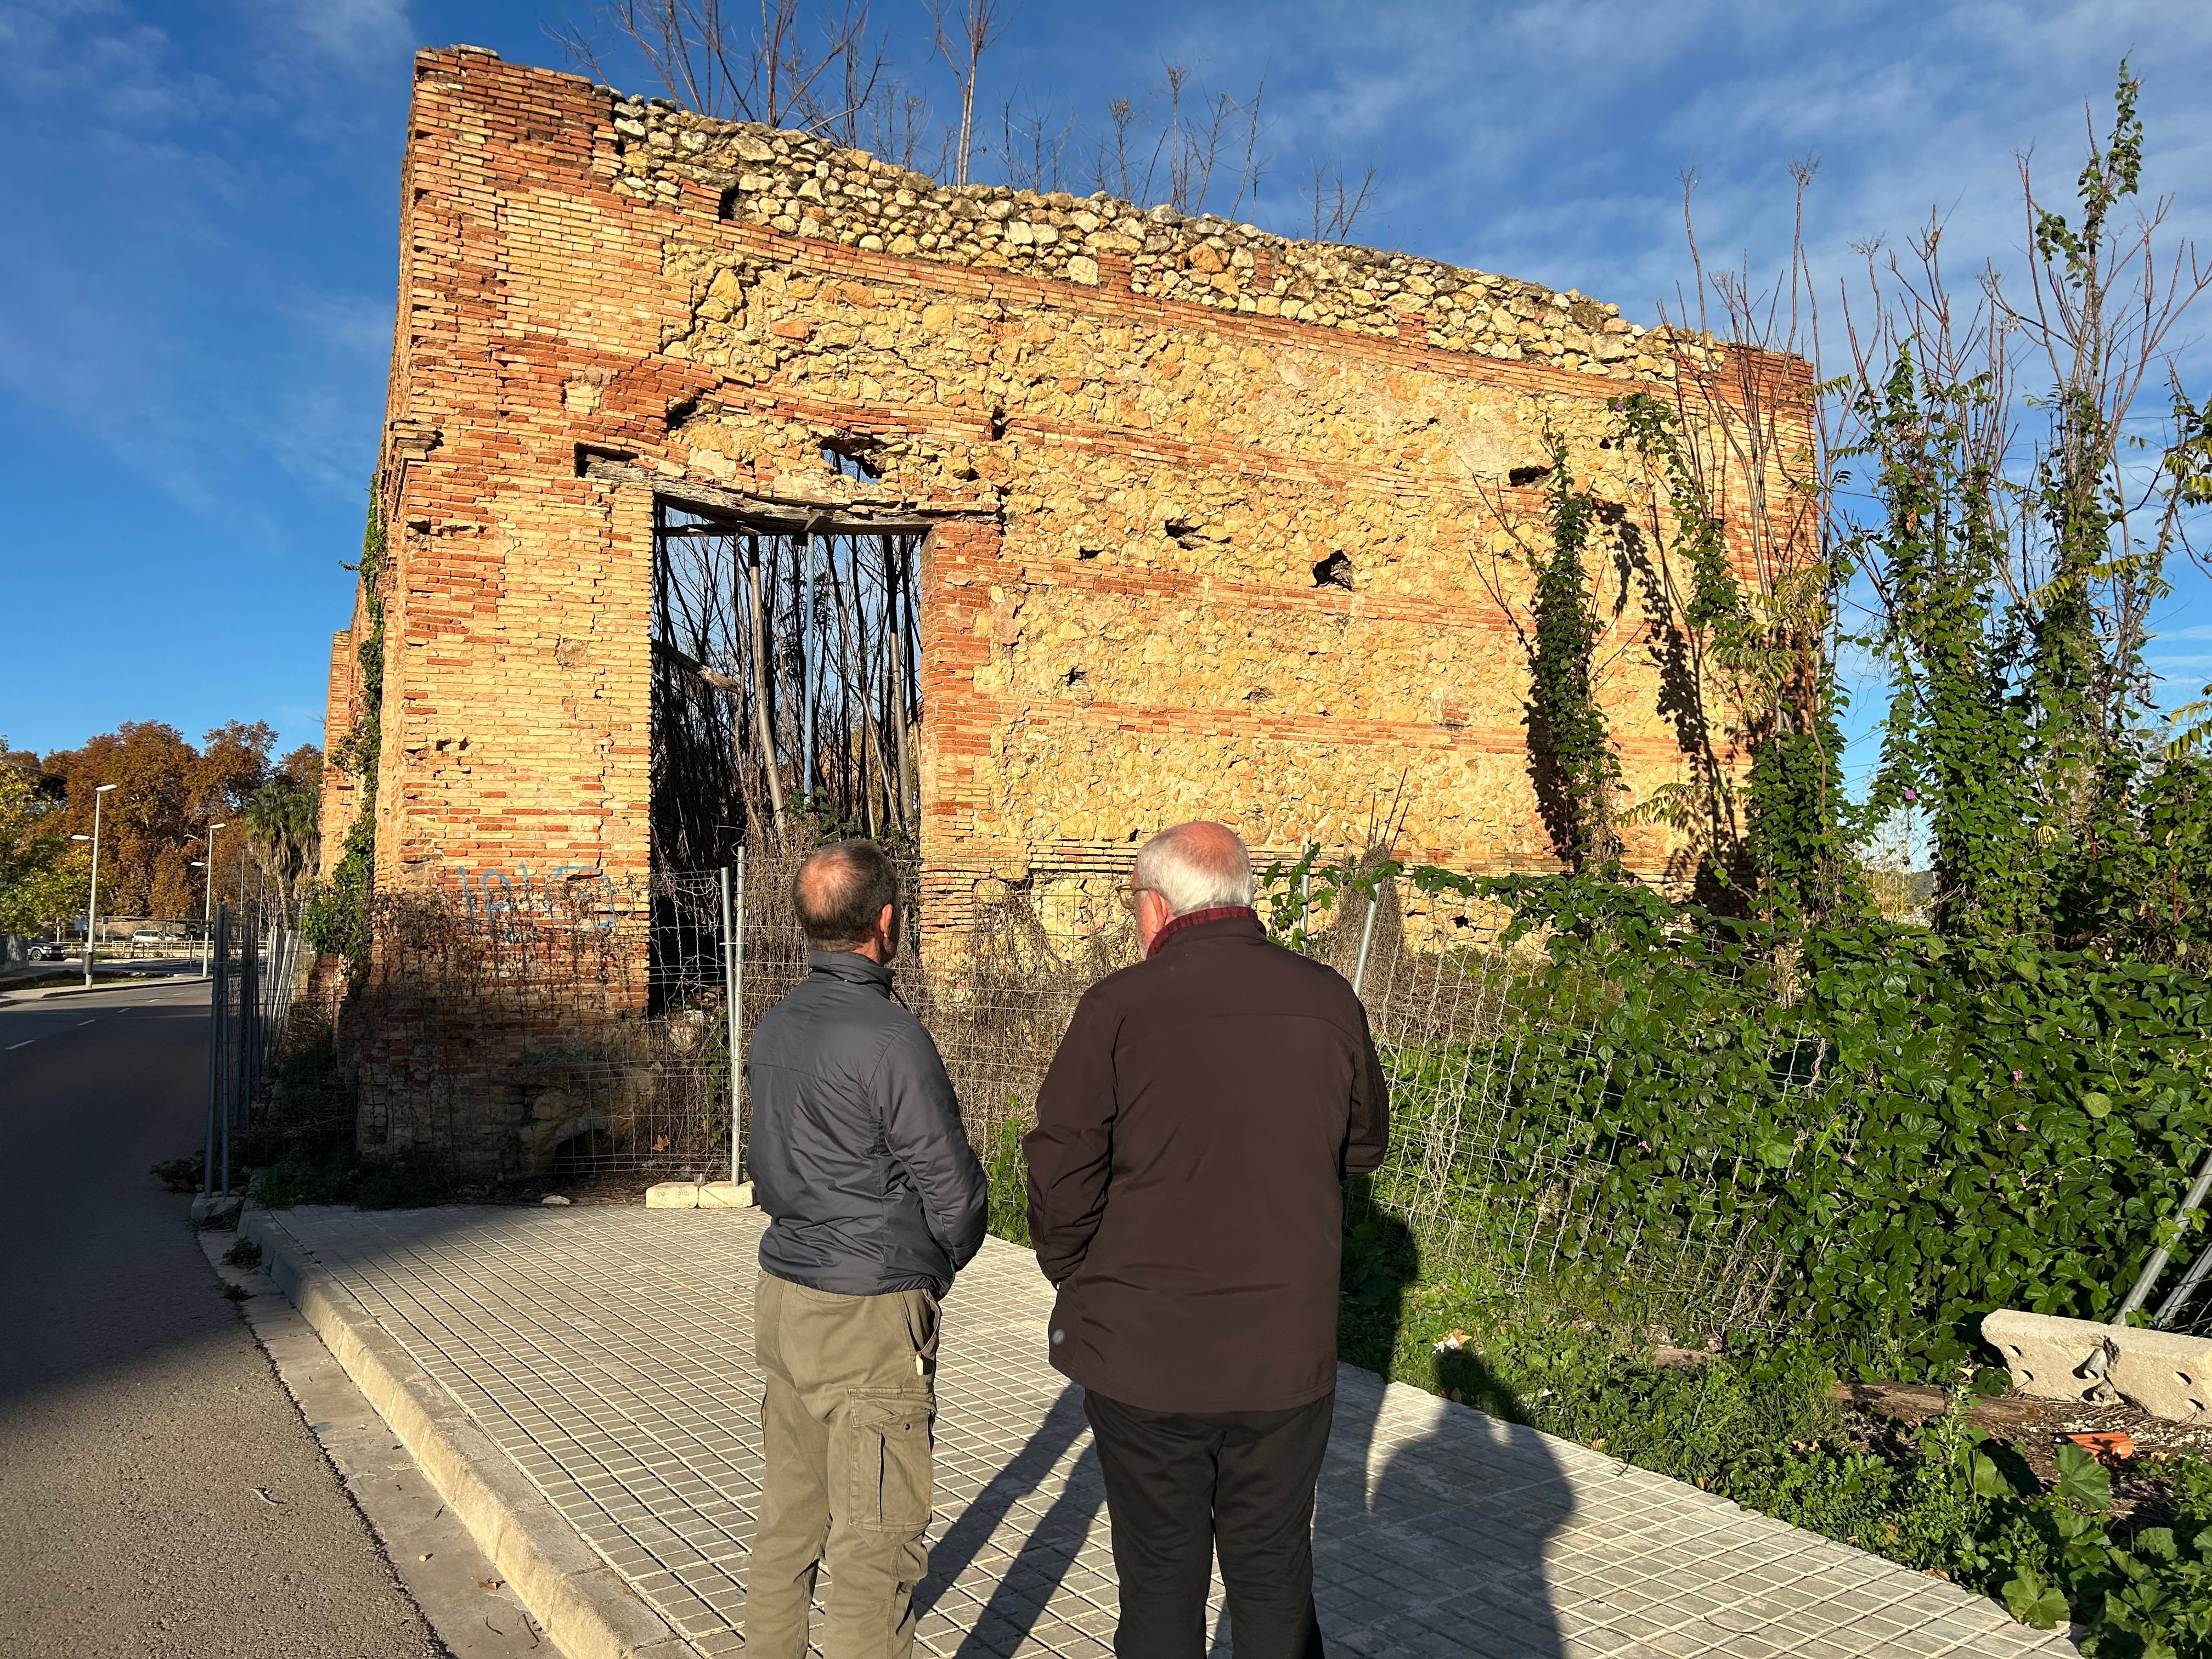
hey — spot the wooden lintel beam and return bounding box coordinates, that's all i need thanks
[583,458,974,535]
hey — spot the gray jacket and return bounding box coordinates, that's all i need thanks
[747,950,988,1297]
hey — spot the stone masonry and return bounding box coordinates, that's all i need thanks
[320,43,1809,950]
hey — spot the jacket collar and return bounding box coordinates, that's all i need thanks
[808,949,894,990]
[1146,905,1262,960]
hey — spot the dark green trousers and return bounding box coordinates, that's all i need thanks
[748,1271,939,1659]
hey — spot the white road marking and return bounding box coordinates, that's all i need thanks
[5,1040,32,1051]
[77,1019,94,1026]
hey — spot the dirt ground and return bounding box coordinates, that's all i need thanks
[1837,1379,2212,1520]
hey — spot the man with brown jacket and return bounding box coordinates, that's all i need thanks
[1024,821,1391,1659]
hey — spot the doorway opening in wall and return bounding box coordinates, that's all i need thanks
[651,501,926,874]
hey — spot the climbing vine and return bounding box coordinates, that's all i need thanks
[1525,436,1624,875]
[1613,391,1861,921]
[302,482,386,963]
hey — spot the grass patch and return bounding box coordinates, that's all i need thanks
[257,1148,452,1211]
[150,1153,204,1193]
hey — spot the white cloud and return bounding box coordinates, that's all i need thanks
[0,0,399,539]
[261,0,414,65]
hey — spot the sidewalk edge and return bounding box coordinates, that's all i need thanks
[243,1208,695,1659]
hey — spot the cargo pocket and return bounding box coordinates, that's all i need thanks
[845,1390,933,1533]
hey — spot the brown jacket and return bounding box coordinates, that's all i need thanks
[1023,909,1391,1413]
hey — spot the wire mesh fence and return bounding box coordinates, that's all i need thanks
[345,868,742,1183]
[1314,881,1826,1339]
[204,900,312,1196]
[318,845,1827,1340]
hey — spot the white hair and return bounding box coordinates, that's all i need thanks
[1133,822,1254,916]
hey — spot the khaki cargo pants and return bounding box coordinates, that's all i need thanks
[748,1271,939,1659]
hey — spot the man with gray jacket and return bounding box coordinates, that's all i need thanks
[745,840,988,1659]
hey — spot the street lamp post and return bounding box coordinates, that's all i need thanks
[198,824,228,979]
[79,783,118,989]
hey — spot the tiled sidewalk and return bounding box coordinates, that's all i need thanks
[258,1205,2075,1658]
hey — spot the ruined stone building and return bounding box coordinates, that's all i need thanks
[321,44,1809,957]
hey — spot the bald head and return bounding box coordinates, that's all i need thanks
[1132,821,1253,917]
[792,839,900,953]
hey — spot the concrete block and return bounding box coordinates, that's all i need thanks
[1984,1308,2212,1423]
[645,1180,754,1209]
[2106,1325,2212,1423]
[189,1192,243,1228]
[1984,1309,2111,1401]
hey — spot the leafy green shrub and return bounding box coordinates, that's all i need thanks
[257,1149,449,1210]
[982,1114,1030,1248]
[1295,864,2212,1376]
[255,1153,358,1209]
[150,1153,204,1193]
[353,1152,452,1210]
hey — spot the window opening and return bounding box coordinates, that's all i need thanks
[652,506,925,873]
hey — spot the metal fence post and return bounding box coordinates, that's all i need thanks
[732,848,747,1184]
[2115,1143,2212,1324]
[720,866,737,1183]
[217,905,233,1196]
[240,912,261,1117]
[1352,889,1381,999]
[202,904,225,1196]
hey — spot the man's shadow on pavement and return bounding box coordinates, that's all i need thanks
[922,1180,1572,1655]
[1326,1178,1571,1656]
[915,1384,1108,1658]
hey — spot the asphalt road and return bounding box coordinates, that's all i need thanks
[0,977,446,1658]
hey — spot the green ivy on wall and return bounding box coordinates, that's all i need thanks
[302,482,386,964]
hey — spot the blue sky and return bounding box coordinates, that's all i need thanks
[2,0,2209,801]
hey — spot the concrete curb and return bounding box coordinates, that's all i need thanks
[244,1208,697,1659]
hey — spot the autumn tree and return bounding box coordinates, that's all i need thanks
[38,720,286,919]
[0,745,81,935]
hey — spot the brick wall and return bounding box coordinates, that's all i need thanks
[323,46,1809,1164]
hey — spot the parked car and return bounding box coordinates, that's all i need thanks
[131,929,164,944]
[27,940,74,962]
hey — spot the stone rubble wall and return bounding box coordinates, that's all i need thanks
[611,95,1698,380]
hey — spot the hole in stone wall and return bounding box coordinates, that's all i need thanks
[822,442,883,481]
[1165,519,1202,550]
[1076,548,1101,561]
[1312,551,1355,590]
[550,1125,616,1183]
[988,408,1009,441]
[1508,464,1554,487]
[717,185,741,221]
[1063,667,1086,686]
[666,392,703,427]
